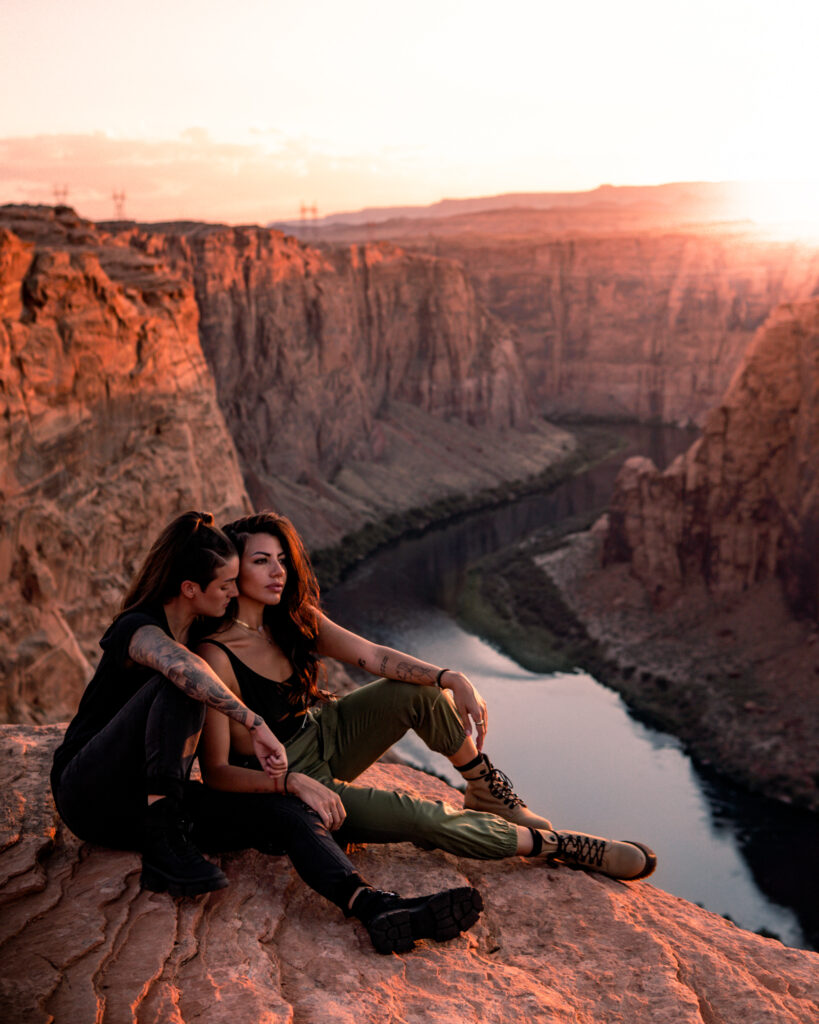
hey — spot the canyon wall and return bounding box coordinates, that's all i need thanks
[3,724,817,1024]
[456,230,819,425]
[603,297,819,619]
[113,223,563,546]
[315,216,819,426]
[0,206,250,724]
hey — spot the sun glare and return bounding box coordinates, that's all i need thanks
[731,181,819,241]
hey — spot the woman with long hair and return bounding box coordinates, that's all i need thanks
[51,511,484,955]
[196,511,656,880]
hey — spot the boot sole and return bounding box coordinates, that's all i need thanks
[623,841,657,880]
[141,863,229,898]
[368,886,483,955]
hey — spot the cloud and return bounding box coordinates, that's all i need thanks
[0,131,443,224]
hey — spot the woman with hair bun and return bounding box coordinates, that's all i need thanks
[197,511,657,882]
[51,511,484,955]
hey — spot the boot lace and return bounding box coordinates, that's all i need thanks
[556,832,606,868]
[483,765,525,810]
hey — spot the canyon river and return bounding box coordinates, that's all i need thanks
[324,425,819,952]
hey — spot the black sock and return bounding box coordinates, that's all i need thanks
[528,827,543,856]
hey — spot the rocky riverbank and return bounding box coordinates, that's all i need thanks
[456,522,819,815]
[312,422,623,588]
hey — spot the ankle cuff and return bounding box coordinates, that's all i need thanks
[455,753,485,774]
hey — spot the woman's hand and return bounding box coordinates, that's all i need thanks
[248,721,288,778]
[286,773,347,831]
[441,671,489,750]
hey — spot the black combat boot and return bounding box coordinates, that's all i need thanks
[140,797,229,897]
[350,885,483,954]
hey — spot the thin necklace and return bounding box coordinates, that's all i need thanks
[234,617,273,644]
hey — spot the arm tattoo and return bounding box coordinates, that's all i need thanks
[379,655,389,675]
[129,626,257,728]
[394,660,433,684]
[358,658,366,668]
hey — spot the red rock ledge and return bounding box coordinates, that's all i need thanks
[1,725,816,1024]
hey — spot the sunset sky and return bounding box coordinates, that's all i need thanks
[1,0,817,224]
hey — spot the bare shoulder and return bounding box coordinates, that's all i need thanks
[197,636,240,693]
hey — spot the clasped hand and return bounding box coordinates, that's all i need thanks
[250,722,288,778]
[286,773,347,831]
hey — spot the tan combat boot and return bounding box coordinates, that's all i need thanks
[458,753,553,830]
[530,828,657,880]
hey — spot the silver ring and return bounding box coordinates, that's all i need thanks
[475,718,485,725]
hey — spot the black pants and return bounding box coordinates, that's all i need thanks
[52,675,367,910]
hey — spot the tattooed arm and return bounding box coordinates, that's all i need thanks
[128,625,288,776]
[314,611,489,748]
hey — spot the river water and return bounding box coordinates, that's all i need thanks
[324,425,819,952]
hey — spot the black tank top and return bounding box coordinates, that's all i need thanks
[200,639,310,745]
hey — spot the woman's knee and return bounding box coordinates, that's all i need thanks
[144,674,206,728]
[371,678,442,720]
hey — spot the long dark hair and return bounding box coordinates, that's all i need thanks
[119,510,237,616]
[221,511,326,705]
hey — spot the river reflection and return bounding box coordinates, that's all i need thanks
[324,425,818,951]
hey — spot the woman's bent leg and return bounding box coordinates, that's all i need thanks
[331,781,519,860]
[187,786,368,910]
[188,784,485,952]
[320,680,466,782]
[54,675,205,847]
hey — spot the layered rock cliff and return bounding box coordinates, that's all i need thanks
[0,206,250,724]
[603,298,819,617]
[109,222,566,546]
[313,214,819,426]
[2,725,817,1024]
[460,230,819,425]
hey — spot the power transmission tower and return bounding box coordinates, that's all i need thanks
[299,201,319,239]
[53,184,69,205]
[112,190,127,219]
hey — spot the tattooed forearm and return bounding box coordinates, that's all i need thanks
[379,655,389,675]
[394,660,435,684]
[129,625,258,729]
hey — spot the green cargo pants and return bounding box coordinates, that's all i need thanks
[283,678,519,859]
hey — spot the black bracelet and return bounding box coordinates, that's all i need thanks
[435,668,450,688]
[283,770,291,794]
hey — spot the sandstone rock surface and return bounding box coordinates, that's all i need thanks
[2,725,817,1024]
